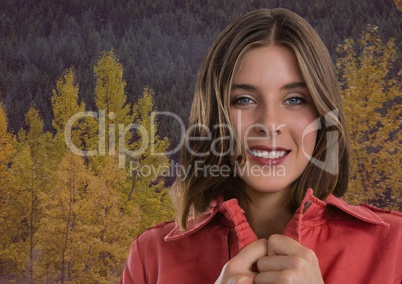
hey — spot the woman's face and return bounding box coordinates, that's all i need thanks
[230,45,318,197]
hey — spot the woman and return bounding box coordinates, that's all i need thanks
[121,8,402,283]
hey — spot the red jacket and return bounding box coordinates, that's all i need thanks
[121,189,402,283]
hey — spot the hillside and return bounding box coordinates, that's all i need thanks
[0,0,401,155]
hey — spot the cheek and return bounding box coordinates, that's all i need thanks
[229,111,241,162]
[231,111,246,137]
[230,110,241,128]
[296,116,319,154]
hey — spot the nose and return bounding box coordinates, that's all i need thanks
[252,108,285,137]
[253,123,284,136]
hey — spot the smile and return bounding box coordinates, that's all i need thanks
[247,149,289,159]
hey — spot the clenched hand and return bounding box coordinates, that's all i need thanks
[215,234,324,284]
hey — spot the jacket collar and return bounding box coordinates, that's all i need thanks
[297,188,389,226]
[164,198,223,241]
[165,188,389,242]
[283,188,389,242]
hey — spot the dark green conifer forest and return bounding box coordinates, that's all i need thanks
[0,0,401,158]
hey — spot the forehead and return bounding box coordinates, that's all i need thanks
[232,45,304,85]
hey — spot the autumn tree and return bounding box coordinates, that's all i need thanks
[80,156,140,283]
[0,103,15,207]
[92,51,175,234]
[337,25,402,210]
[5,107,55,283]
[126,87,174,234]
[0,104,14,172]
[394,0,402,12]
[91,50,133,171]
[51,68,87,157]
[52,69,85,135]
[0,51,175,282]
[0,103,19,280]
[36,153,92,283]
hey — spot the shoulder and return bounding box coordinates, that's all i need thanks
[121,221,176,282]
[314,202,402,284]
[359,203,402,229]
[326,194,402,228]
[135,220,176,248]
[126,221,177,272]
[327,198,402,243]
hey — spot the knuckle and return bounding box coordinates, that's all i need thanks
[288,255,305,270]
[267,233,280,243]
[303,248,318,263]
[231,274,250,284]
[256,258,265,272]
[223,261,236,273]
[279,270,295,283]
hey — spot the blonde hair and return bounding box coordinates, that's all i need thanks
[172,8,350,229]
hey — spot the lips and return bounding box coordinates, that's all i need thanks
[246,146,290,165]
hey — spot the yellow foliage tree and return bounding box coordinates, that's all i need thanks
[394,0,402,12]
[0,53,174,282]
[337,25,402,210]
[0,103,20,279]
[51,68,86,153]
[0,103,14,168]
[0,103,15,196]
[94,50,131,125]
[81,156,140,283]
[51,68,85,134]
[91,50,133,171]
[37,153,140,283]
[126,87,174,234]
[6,106,55,283]
[36,153,92,283]
[51,67,102,168]
[5,146,35,282]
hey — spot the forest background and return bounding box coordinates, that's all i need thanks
[0,0,401,283]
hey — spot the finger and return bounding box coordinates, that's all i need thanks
[215,239,268,284]
[257,255,291,272]
[254,270,294,284]
[231,238,268,272]
[267,234,303,256]
[228,275,254,284]
[267,234,319,266]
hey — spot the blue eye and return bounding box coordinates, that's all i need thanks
[284,97,305,105]
[232,97,254,105]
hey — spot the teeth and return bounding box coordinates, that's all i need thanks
[248,150,287,159]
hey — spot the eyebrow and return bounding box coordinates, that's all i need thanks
[280,81,307,90]
[231,83,257,92]
[231,81,307,92]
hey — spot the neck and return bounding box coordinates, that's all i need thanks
[239,189,293,239]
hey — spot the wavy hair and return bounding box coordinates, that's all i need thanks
[172,8,350,229]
